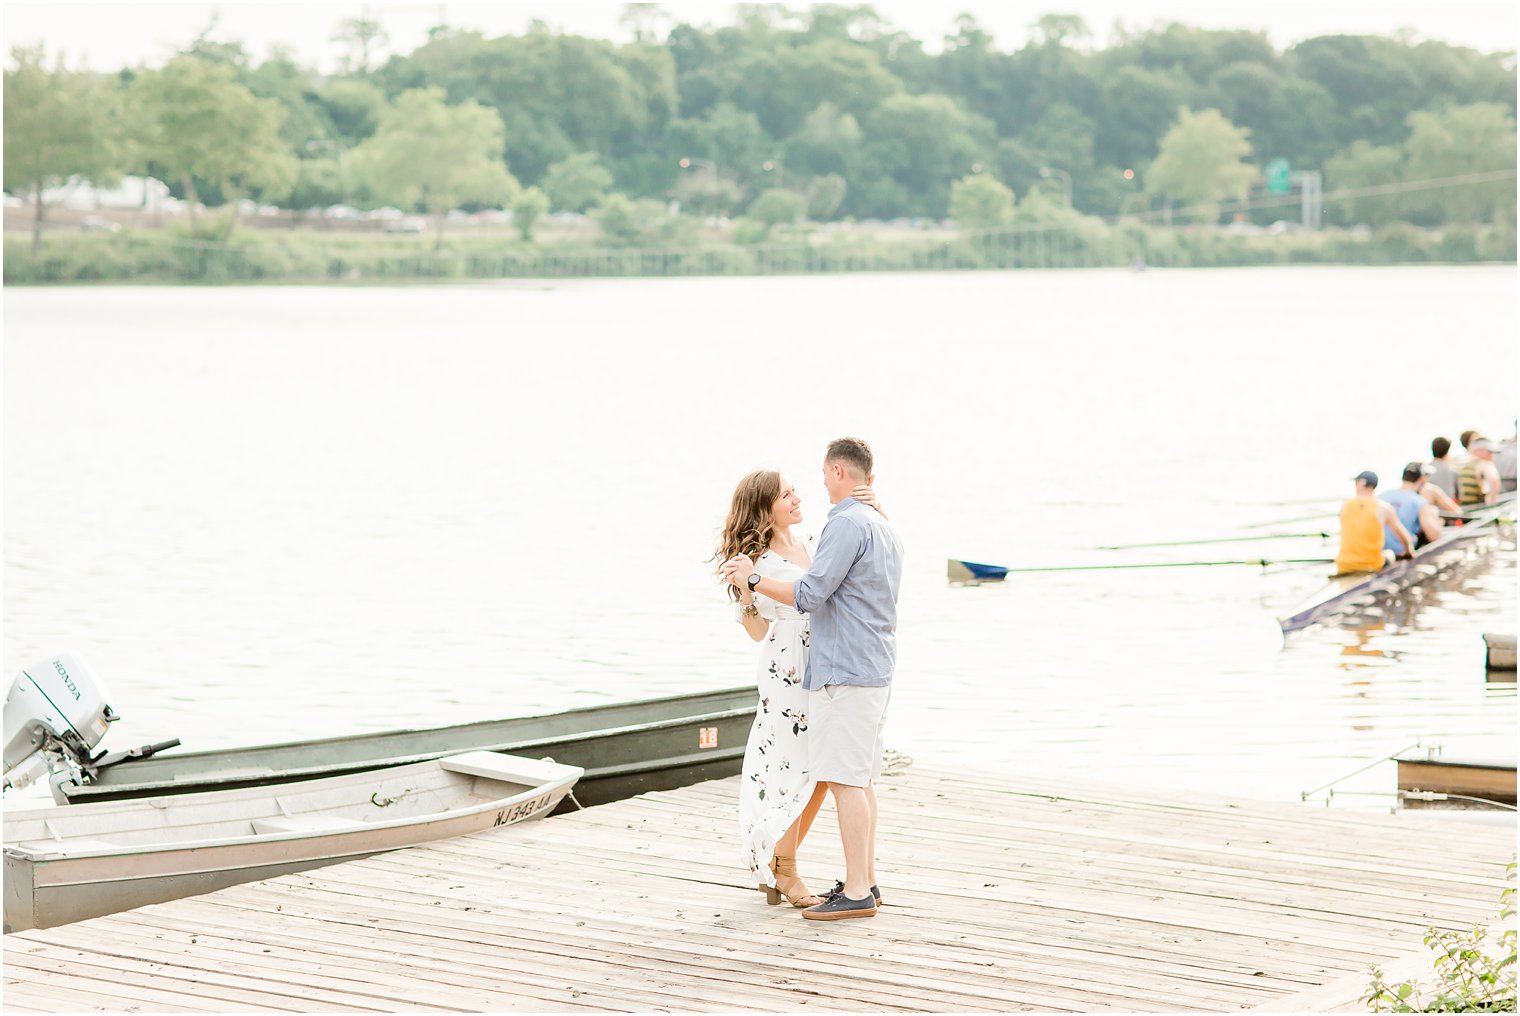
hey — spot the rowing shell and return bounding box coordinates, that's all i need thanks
[1278,495,1514,635]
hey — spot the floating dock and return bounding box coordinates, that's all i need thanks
[4,765,1512,1012]
[1484,632,1516,679]
[1397,748,1518,807]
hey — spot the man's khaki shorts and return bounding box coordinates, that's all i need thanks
[808,683,891,787]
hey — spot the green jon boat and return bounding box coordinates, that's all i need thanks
[60,686,756,811]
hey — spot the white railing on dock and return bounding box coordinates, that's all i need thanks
[1300,740,1428,807]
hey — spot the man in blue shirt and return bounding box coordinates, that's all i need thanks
[1381,462,1444,551]
[724,437,904,921]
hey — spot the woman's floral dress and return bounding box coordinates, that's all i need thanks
[737,535,815,887]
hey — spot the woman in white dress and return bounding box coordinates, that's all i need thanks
[716,468,881,907]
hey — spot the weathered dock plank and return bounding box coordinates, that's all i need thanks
[5,766,1510,1012]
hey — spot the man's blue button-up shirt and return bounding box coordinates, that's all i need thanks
[793,497,904,690]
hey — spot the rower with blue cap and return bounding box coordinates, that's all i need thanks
[1334,470,1415,575]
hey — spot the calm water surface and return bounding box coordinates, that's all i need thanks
[5,267,1515,808]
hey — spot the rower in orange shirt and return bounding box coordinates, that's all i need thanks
[1334,470,1414,575]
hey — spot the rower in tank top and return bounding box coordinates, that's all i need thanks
[1335,470,1413,575]
[1458,439,1500,506]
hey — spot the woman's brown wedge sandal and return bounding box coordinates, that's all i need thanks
[760,854,824,908]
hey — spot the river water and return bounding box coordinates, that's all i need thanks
[4,266,1514,809]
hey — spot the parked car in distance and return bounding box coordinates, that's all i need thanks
[386,217,426,234]
[79,215,121,233]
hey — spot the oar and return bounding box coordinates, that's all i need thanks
[1100,532,1333,550]
[1264,497,1343,507]
[1001,558,1334,573]
[1243,512,1338,530]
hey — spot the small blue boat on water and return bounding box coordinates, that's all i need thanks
[947,559,1009,583]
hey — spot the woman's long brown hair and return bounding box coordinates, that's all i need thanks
[714,469,781,602]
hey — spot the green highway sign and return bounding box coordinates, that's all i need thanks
[1265,158,1291,195]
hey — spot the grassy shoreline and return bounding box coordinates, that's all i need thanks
[5,221,1514,285]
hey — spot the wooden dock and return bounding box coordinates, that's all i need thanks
[5,765,1513,1012]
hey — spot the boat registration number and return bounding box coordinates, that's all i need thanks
[494,793,553,826]
[699,727,718,749]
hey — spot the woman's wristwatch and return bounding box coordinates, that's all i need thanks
[739,572,763,619]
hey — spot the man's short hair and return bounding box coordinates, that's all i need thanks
[1432,436,1451,459]
[1461,429,1478,449]
[825,436,873,478]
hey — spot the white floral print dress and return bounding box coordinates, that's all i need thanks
[738,534,816,888]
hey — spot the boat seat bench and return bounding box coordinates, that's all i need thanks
[440,750,574,787]
[251,814,366,835]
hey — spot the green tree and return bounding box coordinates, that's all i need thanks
[591,192,639,245]
[17,10,1518,244]
[670,167,744,216]
[1004,102,1098,206]
[542,152,614,212]
[805,173,847,220]
[938,15,1007,131]
[512,186,550,240]
[287,155,347,217]
[592,193,690,247]
[1324,140,1404,226]
[1013,188,1090,227]
[131,55,297,240]
[620,4,671,45]
[748,187,805,228]
[1261,76,1338,169]
[666,102,771,192]
[374,28,676,191]
[859,93,993,217]
[334,15,388,75]
[736,39,900,138]
[1287,35,1422,147]
[1208,62,1281,141]
[1123,23,1275,81]
[240,52,329,151]
[1403,103,1516,224]
[350,86,519,249]
[3,46,131,253]
[804,5,893,44]
[949,172,1015,228]
[1091,64,1193,171]
[315,78,387,145]
[181,16,251,70]
[615,41,680,158]
[786,102,863,179]
[1144,107,1255,222]
[1031,14,1092,49]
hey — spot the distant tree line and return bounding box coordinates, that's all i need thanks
[4,5,1517,252]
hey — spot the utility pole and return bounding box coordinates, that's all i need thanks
[1291,170,1323,230]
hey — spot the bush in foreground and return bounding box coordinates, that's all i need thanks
[1364,860,1516,1013]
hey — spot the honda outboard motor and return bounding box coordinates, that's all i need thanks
[4,652,117,801]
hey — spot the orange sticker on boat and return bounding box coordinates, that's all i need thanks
[699,727,718,749]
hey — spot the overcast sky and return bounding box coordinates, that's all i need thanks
[4,1,1516,74]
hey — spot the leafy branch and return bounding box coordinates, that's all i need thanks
[1365,859,1517,1013]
